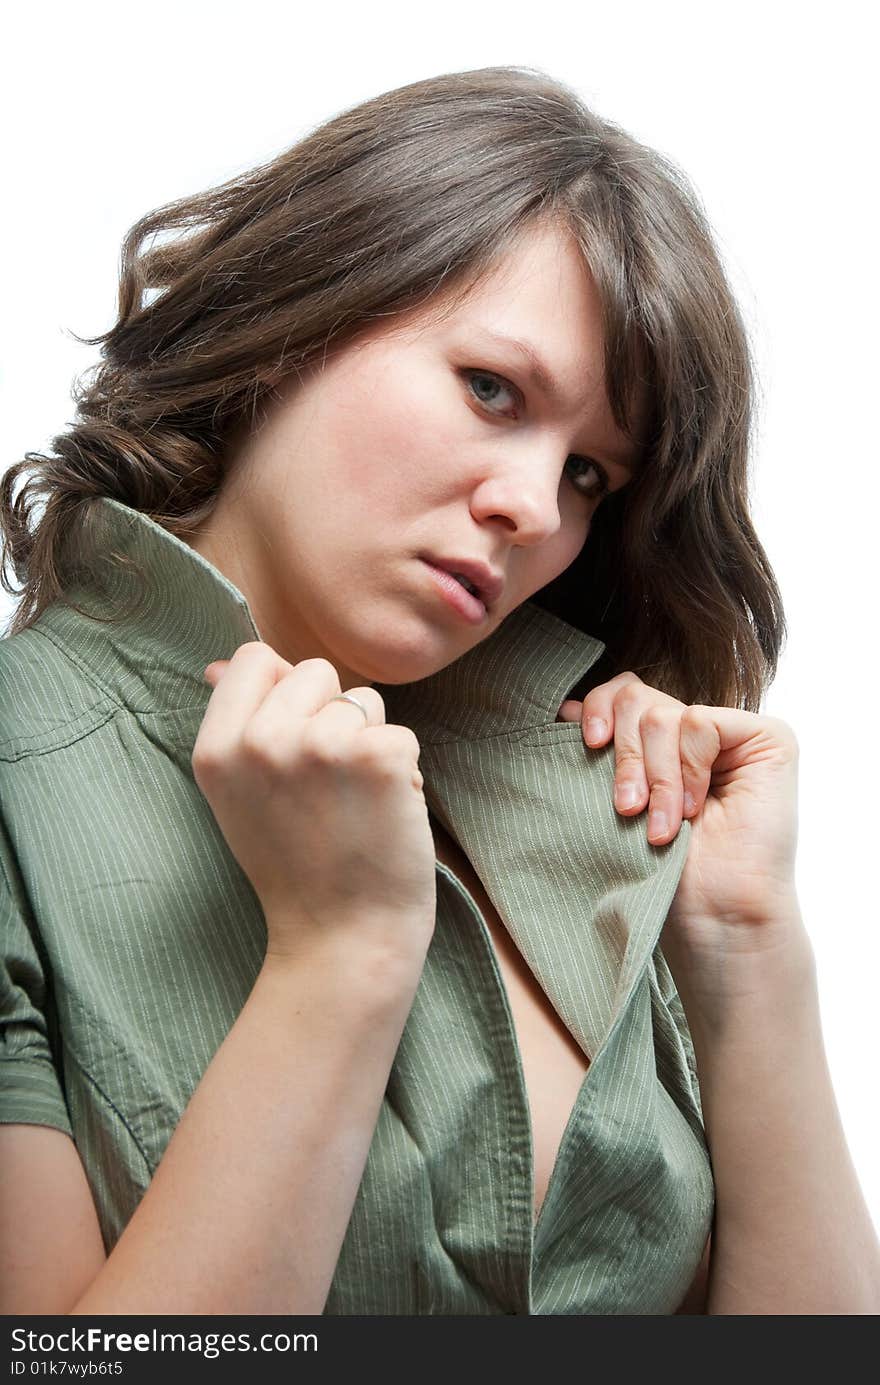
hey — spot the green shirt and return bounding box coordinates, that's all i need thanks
[0,497,713,1315]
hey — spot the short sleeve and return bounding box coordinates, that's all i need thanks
[0,816,73,1137]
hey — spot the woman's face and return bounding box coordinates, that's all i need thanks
[186,217,643,689]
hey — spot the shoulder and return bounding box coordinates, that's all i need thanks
[0,624,117,762]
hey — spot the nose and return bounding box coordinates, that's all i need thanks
[469,445,565,545]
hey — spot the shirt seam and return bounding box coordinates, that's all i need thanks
[26,627,125,708]
[12,613,600,751]
[419,721,584,749]
[0,630,206,761]
[30,626,207,715]
[62,1042,152,1176]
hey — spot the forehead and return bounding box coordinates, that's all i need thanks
[414,220,603,362]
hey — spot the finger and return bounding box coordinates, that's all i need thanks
[679,707,718,819]
[255,680,386,736]
[555,699,583,724]
[684,706,797,771]
[579,671,644,746]
[195,645,334,758]
[639,705,685,843]
[678,708,720,817]
[204,660,231,686]
[609,686,651,815]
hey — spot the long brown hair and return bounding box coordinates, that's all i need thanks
[0,65,785,710]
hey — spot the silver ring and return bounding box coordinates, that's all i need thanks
[329,693,369,725]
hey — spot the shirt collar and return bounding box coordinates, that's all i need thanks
[36,498,688,1064]
[39,497,607,738]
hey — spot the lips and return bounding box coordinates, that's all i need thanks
[422,554,504,610]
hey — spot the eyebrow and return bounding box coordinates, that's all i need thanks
[471,328,638,474]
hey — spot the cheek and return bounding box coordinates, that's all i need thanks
[548,501,593,577]
[330,364,457,495]
[379,371,462,457]
[520,511,592,599]
[517,532,584,606]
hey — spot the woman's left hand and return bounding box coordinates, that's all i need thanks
[556,674,804,970]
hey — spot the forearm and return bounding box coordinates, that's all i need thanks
[71,940,420,1316]
[674,919,880,1315]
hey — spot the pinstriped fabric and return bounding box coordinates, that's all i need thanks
[0,497,713,1313]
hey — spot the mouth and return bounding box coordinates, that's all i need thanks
[420,560,491,624]
[420,554,504,611]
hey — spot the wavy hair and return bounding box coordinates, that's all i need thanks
[0,65,785,709]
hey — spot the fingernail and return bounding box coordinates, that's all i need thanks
[615,782,640,810]
[586,717,608,744]
[649,809,669,839]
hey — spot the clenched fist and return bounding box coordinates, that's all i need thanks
[193,643,437,978]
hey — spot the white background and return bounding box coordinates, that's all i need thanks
[2,2,878,1237]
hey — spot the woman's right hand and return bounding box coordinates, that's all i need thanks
[191,642,437,974]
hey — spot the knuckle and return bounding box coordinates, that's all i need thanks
[290,655,341,690]
[768,715,798,751]
[612,684,639,712]
[354,688,384,720]
[639,704,677,733]
[374,724,422,765]
[234,640,272,664]
[614,746,644,771]
[359,688,387,723]
[360,725,424,781]
[303,656,340,679]
[350,740,390,779]
[299,731,348,770]
[239,724,284,768]
[646,773,681,793]
[680,704,707,727]
[397,725,423,759]
[296,720,352,766]
[191,743,222,777]
[613,683,646,712]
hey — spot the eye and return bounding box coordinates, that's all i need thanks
[461,368,611,502]
[564,454,611,501]
[464,369,519,414]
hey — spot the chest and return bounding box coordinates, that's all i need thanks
[430,815,591,1223]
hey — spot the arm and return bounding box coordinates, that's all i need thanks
[0,1125,108,1313]
[4,939,420,1316]
[673,912,880,1315]
[558,682,880,1315]
[4,644,436,1315]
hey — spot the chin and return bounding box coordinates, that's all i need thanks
[350,643,461,688]
[342,612,488,688]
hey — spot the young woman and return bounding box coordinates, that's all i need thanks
[1,66,878,1315]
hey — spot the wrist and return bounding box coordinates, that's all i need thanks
[661,902,817,1038]
[259,928,427,1014]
